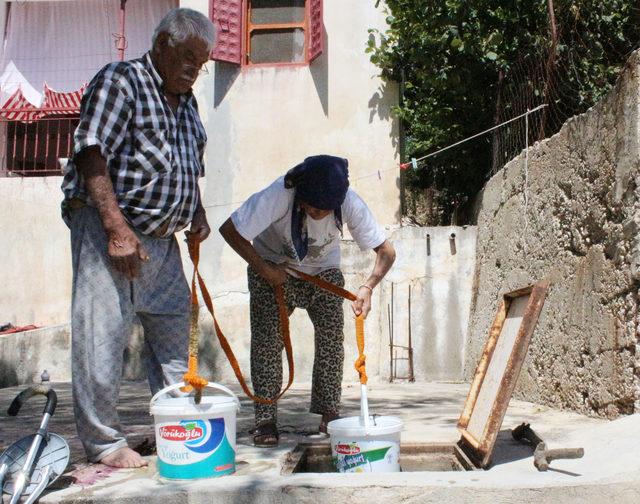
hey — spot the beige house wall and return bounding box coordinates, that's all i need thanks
[0,177,71,326]
[1,1,400,333]
[184,0,400,319]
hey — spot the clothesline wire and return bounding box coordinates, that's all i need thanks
[205,105,547,210]
[404,104,548,166]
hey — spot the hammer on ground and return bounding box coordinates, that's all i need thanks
[512,423,584,471]
[533,442,584,471]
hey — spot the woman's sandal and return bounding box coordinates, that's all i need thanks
[253,422,279,447]
[319,412,340,434]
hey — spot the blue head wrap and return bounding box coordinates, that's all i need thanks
[284,155,350,261]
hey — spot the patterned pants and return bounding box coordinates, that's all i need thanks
[248,266,345,425]
[69,206,190,462]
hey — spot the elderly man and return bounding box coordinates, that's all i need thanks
[61,8,214,468]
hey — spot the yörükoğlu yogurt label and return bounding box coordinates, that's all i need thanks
[332,440,399,473]
[155,418,235,479]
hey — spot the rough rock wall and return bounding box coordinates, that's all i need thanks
[465,51,640,418]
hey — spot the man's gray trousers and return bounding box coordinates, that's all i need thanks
[69,206,190,462]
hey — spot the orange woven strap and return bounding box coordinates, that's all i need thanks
[183,355,208,390]
[284,267,357,302]
[187,239,294,405]
[186,239,365,405]
[287,267,367,383]
[181,240,209,399]
[354,315,367,384]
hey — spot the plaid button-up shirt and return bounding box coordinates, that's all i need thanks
[61,52,206,237]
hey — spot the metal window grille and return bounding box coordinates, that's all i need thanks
[0,110,79,177]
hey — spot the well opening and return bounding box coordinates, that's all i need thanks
[282,442,481,474]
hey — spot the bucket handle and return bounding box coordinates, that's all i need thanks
[150,382,240,411]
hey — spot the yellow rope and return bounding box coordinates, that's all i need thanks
[181,240,209,402]
[354,314,367,385]
[182,239,369,404]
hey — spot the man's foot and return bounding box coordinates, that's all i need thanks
[99,447,148,468]
[319,412,340,434]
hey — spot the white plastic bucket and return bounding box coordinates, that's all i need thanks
[327,416,403,473]
[150,382,240,480]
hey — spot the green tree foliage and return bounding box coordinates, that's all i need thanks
[368,1,640,221]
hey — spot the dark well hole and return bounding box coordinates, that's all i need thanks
[282,443,481,474]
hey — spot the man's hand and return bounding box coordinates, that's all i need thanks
[260,263,288,288]
[186,207,211,242]
[352,286,373,319]
[107,224,149,280]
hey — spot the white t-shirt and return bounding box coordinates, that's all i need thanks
[231,176,386,275]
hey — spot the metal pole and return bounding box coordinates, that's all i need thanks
[408,284,415,382]
[388,303,393,382]
[390,282,395,381]
[539,0,558,139]
[117,0,128,61]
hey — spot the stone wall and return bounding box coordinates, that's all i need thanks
[465,51,640,418]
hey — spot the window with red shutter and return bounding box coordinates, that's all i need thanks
[211,0,323,67]
[210,0,244,64]
[307,0,323,62]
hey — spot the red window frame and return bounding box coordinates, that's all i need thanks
[244,0,308,68]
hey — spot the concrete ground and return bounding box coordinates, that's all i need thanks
[1,381,639,503]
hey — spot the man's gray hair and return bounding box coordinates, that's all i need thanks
[152,8,216,51]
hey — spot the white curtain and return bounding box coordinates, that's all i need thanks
[1,0,177,104]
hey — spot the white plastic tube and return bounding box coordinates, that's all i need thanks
[360,383,370,433]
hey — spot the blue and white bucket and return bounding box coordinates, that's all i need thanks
[150,382,240,480]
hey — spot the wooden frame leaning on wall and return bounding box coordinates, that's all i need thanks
[457,281,550,468]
